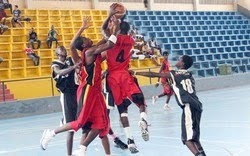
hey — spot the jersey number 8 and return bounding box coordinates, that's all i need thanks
[180,79,194,94]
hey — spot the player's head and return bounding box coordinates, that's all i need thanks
[120,21,130,35]
[56,46,67,62]
[74,36,93,51]
[163,51,169,60]
[176,55,193,69]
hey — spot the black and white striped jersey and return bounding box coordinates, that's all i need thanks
[169,70,203,112]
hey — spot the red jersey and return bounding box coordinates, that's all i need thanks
[162,59,171,73]
[106,34,134,72]
[80,48,102,89]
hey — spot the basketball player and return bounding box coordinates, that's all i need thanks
[40,17,120,156]
[102,11,149,153]
[152,51,174,110]
[130,55,206,156]
[51,46,79,156]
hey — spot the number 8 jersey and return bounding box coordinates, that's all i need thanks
[106,34,134,72]
[170,70,203,112]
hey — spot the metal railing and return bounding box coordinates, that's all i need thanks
[0,76,55,103]
[0,67,159,103]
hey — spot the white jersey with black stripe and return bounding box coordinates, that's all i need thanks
[170,70,202,112]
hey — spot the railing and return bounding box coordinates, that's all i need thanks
[199,0,234,5]
[0,76,55,103]
[0,67,159,103]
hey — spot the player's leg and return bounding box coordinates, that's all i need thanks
[46,38,51,48]
[67,131,74,156]
[163,94,172,111]
[118,100,139,153]
[101,135,111,155]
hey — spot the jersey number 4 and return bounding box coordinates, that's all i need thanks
[116,50,125,63]
[180,79,194,94]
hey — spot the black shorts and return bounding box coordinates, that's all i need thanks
[181,103,201,144]
[60,92,77,124]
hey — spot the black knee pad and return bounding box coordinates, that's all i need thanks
[117,99,131,114]
[131,93,144,105]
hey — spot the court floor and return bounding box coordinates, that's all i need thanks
[0,85,250,156]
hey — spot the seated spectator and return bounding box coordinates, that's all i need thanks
[142,42,160,66]
[11,5,22,27]
[25,44,40,66]
[47,25,58,48]
[131,49,145,60]
[0,57,3,64]
[0,6,7,25]
[129,25,138,39]
[149,37,162,56]
[29,27,41,49]
[0,22,8,34]
[0,0,12,13]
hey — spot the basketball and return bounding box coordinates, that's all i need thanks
[111,3,126,19]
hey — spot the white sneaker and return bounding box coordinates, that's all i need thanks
[163,103,172,111]
[40,129,55,150]
[138,119,149,141]
[152,96,158,104]
[127,139,139,154]
[72,146,87,156]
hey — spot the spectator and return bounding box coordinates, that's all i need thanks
[0,5,7,25]
[142,42,160,66]
[143,0,148,9]
[0,22,8,34]
[11,5,22,27]
[25,43,40,66]
[0,0,12,13]
[129,25,138,39]
[149,37,162,56]
[29,27,41,49]
[47,25,58,48]
[0,57,3,64]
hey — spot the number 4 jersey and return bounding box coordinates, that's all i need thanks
[170,70,203,112]
[106,34,134,72]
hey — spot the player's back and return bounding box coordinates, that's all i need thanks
[106,34,134,72]
[170,70,202,112]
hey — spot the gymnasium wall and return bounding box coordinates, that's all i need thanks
[9,0,236,11]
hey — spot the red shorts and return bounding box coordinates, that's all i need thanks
[107,71,141,105]
[163,84,174,95]
[70,84,110,137]
[0,11,7,21]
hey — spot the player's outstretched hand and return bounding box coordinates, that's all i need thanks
[109,3,119,16]
[82,16,91,29]
[109,16,120,35]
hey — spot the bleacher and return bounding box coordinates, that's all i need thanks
[0,9,161,81]
[126,11,250,77]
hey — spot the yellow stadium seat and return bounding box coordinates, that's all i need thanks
[62,22,73,28]
[0,43,10,51]
[0,52,10,60]
[24,10,37,16]
[11,59,25,68]
[12,28,25,36]
[0,69,10,79]
[72,16,82,21]
[0,35,11,43]
[38,10,49,16]
[60,10,71,16]
[49,10,60,16]
[91,10,101,16]
[11,68,25,79]
[41,66,52,76]
[71,10,81,16]
[50,21,61,28]
[0,59,10,68]
[130,60,139,69]
[82,10,91,16]
[61,16,71,21]
[50,16,61,22]
[39,49,52,57]
[13,36,26,43]
[92,16,102,21]
[63,34,74,41]
[62,28,73,35]
[11,51,26,59]
[101,11,108,15]
[26,67,40,77]
[12,43,25,51]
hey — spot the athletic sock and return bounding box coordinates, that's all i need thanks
[79,145,87,151]
[124,127,133,140]
[110,134,117,141]
[140,112,147,121]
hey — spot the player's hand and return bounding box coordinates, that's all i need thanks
[109,3,119,16]
[155,82,160,88]
[82,16,91,29]
[109,16,120,35]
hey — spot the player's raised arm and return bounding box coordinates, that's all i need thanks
[70,16,91,63]
[86,18,120,57]
[101,3,119,37]
[52,62,81,77]
[130,70,171,79]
